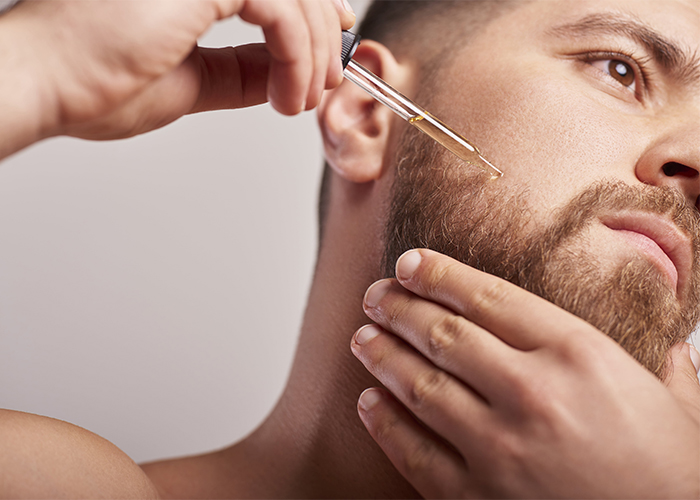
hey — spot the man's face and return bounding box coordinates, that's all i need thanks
[382,0,700,377]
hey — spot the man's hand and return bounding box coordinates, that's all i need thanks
[351,249,700,498]
[0,0,354,155]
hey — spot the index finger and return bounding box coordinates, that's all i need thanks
[393,249,596,351]
[237,1,312,114]
[236,0,353,115]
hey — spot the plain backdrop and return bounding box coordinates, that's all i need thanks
[1,0,697,467]
[0,1,369,464]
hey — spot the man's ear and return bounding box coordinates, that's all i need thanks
[318,41,412,183]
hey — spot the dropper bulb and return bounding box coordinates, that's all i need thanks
[341,31,361,69]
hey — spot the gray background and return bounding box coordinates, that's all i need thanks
[1,1,697,466]
[0,2,369,464]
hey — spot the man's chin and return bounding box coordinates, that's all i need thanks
[532,249,679,376]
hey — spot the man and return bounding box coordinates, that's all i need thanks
[1,0,699,498]
[342,2,700,496]
[143,0,700,497]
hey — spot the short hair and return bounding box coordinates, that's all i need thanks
[356,1,522,73]
[318,1,523,242]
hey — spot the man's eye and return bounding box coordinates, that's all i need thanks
[590,59,636,89]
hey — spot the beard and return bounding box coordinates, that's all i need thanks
[382,127,700,378]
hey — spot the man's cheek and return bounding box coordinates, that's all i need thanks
[450,74,637,211]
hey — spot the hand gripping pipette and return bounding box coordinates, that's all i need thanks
[340,30,502,179]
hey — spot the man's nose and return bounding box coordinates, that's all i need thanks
[635,121,700,209]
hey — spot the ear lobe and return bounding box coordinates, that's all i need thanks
[318,41,410,183]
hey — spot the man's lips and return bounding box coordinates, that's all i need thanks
[600,212,693,295]
[614,229,678,288]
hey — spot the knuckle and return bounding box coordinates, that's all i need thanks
[373,412,400,444]
[503,368,550,416]
[409,370,450,410]
[370,344,392,373]
[553,327,607,372]
[401,438,441,478]
[421,259,451,297]
[427,314,464,360]
[560,334,593,366]
[467,280,511,320]
[518,388,550,420]
[507,373,570,430]
[385,295,410,326]
[491,430,527,467]
[518,378,551,414]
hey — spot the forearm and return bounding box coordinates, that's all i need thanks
[0,10,56,161]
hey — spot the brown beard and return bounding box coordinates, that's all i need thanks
[382,127,700,378]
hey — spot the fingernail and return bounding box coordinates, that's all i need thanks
[396,250,422,280]
[342,0,355,15]
[355,324,382,345]
[688,343,700,374]
[364,279,391,309]
[358,388,382,411]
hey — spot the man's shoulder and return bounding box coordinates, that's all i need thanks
[141,450,238,499]
[0,409,159,499]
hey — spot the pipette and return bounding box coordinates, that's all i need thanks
[340,31,502,179]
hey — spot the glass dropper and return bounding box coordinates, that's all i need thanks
[340,31,502,179]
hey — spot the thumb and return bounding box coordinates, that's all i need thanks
[664,342,700,422]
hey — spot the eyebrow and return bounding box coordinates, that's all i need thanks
[549,13,700,86]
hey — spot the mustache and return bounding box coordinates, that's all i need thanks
[528,181,700,378]
[542,180,700,253]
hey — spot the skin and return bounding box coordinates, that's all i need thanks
[345,0,700,497]
[0,0,355,157]
[1,0,699,498]
[355,250,700,498]
[0,1,355,497]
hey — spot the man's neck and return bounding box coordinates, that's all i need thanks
[144,180,418,498]
[143,235,419,498]
[219,243,419,498]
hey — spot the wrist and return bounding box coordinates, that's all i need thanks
[0,8,61,159]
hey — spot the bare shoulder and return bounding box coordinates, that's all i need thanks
[0,409,159,499]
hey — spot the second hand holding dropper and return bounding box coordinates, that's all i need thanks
[339,31,502,179]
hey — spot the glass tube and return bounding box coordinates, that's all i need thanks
[343,59,503,179]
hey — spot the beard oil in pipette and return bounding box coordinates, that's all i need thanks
[341,31,503,179]
[408,114,502,179]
